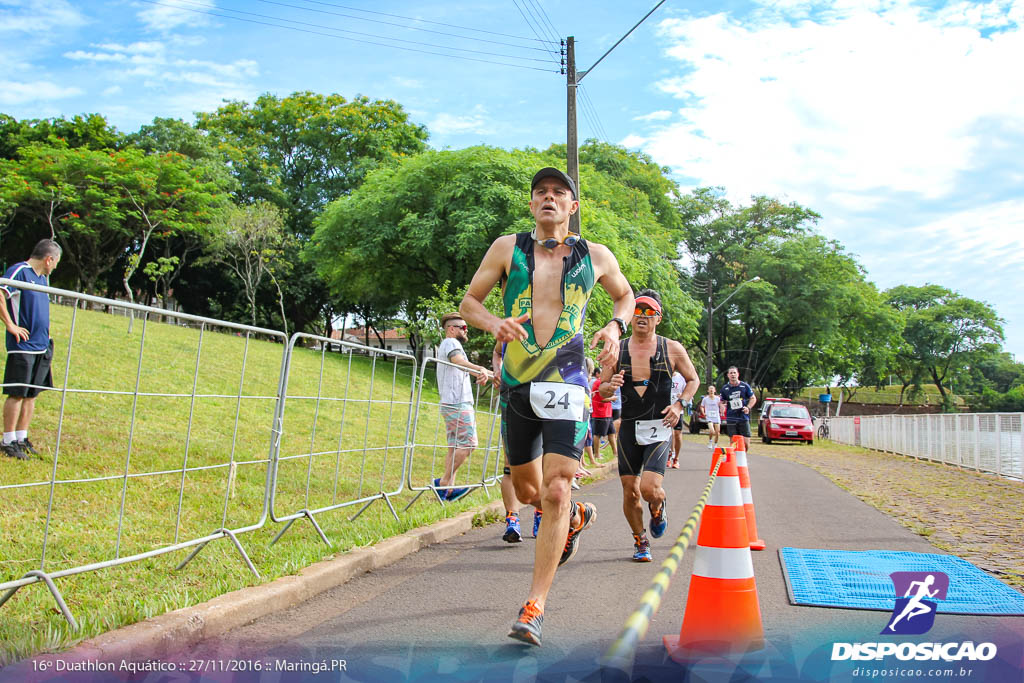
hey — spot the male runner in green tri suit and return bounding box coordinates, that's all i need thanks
[461,167,634,646]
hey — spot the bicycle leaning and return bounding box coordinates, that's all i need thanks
[816,416,831,440]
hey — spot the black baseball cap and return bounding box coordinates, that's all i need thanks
[531,167,578,200]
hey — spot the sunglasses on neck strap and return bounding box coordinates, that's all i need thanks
[531,229,580,250]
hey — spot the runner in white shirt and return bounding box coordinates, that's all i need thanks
[699,385,722,449]
[667,372,685,468]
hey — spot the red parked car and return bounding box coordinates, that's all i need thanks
[757,397,791,437]
[762,402,814,445]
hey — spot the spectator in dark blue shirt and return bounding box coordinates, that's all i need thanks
[719,365,756,452]
[1,239,61,460]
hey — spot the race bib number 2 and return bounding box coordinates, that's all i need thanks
[636,419,672,445]
[529,382,586,421]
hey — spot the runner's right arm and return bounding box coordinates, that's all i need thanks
[460,235,529,343]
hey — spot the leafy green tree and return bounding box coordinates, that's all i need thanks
[0,113,123,159]
[0,144,227,297]
[678,188,894,394]
[195,92,429,334]
[885,285,1004,408]
[201,201,292,332]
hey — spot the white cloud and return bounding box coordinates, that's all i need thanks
[135,0,214,32]
[633,110,673,122]
[392,77,424,89]
[0,79,82,105]
[642,2,1024,202]
[64,50,128,62]
[430,106,490,135]
[0,0,85,34]
[101,85,122,96]
[93,41,164,54]
[901,199,1024,270]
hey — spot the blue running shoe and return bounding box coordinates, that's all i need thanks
[432,478,444,502]
[649,497,667,539]
[533,510,542,538]
[633,533,652,562]
[445,485,472,502]
[503,513,522,543]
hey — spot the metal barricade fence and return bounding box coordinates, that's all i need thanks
[405,356,503,510]
[267,333,419,545]
[0,279,287,628]
[829,413,1024,480]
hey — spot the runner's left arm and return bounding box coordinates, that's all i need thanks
[589,243,634,369]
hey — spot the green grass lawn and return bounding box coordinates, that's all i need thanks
[0,304,502,665]
[790,385,961,406]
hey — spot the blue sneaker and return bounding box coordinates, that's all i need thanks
[649,497,667,539]
[445,485,472,502]
[503,513,522,543]
[432,478,444,502]
[633,533,652,562]
[532,510,542,538]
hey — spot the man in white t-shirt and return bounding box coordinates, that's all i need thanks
[667,371,686,469]
[435,313,492,502]
[699,384,722,449]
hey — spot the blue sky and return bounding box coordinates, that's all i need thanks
[2,0,1022,359]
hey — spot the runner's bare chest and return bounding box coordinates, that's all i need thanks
[528,247,571,347]
[628,338,658,398]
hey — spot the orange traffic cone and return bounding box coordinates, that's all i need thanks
[663,447,764,659]
[731,434,765,551]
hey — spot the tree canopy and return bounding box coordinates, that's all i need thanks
[307,145,700,355]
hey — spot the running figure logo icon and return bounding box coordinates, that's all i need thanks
[882,571,949,635]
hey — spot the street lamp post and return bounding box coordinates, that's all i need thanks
[705,276,761,388]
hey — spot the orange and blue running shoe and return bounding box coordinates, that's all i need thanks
[532,509,542,538]
[559,501,596,566]
[633,532,652,562]
[508,599,543,646]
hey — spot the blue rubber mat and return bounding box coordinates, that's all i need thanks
[779,547,1024,615]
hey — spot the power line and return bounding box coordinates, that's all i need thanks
[578,84,609,142]
[509,0,562,66]
[249,0,553,52]
[160,0,553,63]
[138,0,560,72]
[289,0,555,44]
[525,0,562,46]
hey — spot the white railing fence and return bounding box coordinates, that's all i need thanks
[828,413,1023,480]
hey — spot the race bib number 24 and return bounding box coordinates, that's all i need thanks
[529,382,586,421]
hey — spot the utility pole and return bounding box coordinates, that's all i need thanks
[706,280,714,389]
[563,1,666,236]
[566,36,580,234]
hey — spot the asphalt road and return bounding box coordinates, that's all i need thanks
[169,437,1024,682]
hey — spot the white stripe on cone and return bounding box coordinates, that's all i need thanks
[741,488,753,504]
[734,450,748,467]
[709,478,743,507]
[693,546,755,579]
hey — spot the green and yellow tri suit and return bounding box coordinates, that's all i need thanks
[499,232,597,463]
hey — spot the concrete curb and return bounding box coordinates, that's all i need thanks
[10,466,619,678]
[13,499,502,677]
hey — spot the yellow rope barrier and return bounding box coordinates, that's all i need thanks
[602,453,726,672]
